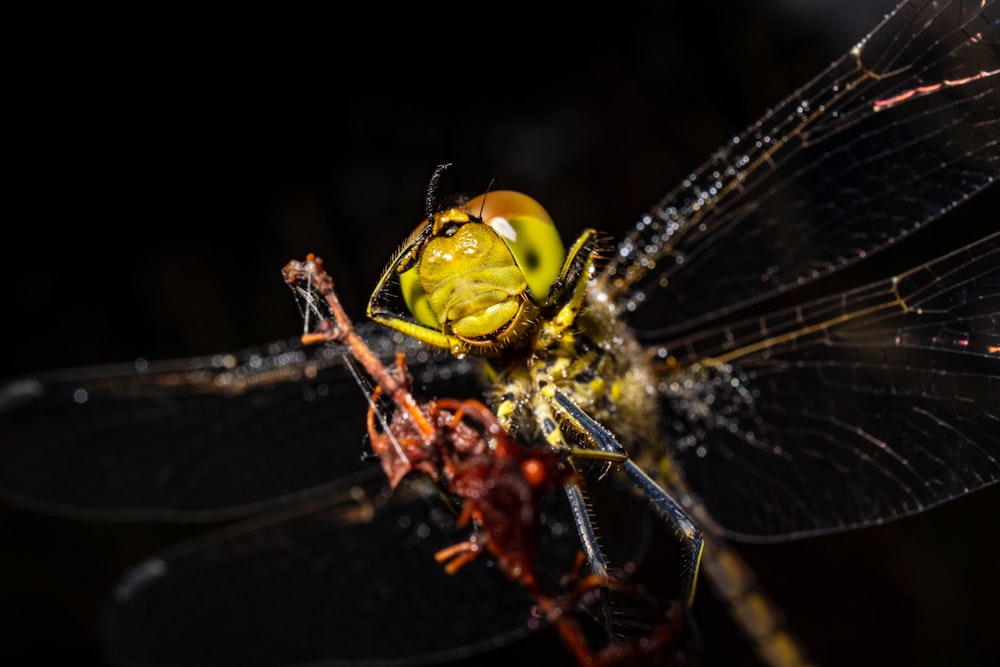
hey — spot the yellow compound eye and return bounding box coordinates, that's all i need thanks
[397,222,438,329]
[463,191,565,305]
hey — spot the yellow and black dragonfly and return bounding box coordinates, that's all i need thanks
[1,1,997,666]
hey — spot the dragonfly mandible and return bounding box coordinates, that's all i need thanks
[1,1,998,666]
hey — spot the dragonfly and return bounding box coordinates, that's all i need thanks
[0,5,996,667]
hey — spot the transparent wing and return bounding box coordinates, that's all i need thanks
[602,0,999,337]
[651,232,1000,540]
[104,489,538,666]
[99,470,660,666]
[0,324,478,520]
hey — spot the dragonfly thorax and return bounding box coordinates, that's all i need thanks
[485,291,661,456]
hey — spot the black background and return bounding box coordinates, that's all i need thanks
[3,1,999,666]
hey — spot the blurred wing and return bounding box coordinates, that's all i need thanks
[102,474,652,666]
[0,325,478,521]
[103,487,535,666]
[601,0,999,336]
[653,233,1000,540]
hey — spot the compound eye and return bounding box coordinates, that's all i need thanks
[397,221,439,328]
[465,191,566,304]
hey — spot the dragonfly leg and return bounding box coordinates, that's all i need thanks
[536,229,600,349]
[553,389,704,607]
[621,460,703,606]
[563,480,615,631]
[523,390,617,632]
[530,395,610,573]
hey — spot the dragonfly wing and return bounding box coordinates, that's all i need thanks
[101,473,662,666]
[603,0,999,336]
[0,326,479,521]
[104,484,561,666]
[653,233,1000,540]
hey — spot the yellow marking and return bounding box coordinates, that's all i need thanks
[760,632,814,667]
[431,207,471,232]
[567,448,627,463]
[698,530,817,667]
[536,229,599,348]
[682,530,704,607]
[366,309,467,354]
[532,394,570,449]
[496,399,515,421]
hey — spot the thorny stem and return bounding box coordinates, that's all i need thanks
[282,253,436,442]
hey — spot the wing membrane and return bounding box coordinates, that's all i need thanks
[104,488,542,666]
[652,233,1000,539]
[100,463,658,665]
[602,0,999,336]
[0,326,476,520]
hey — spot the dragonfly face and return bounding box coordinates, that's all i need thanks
[372,191,568,353]
[1,1,998,666]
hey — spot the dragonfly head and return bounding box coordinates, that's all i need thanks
[383,191,566,351]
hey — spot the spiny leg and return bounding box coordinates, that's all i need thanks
[530,393,612,578]
[552,389,704,607]
[493,371,620,633]
[563,483,611,584]
[521,391,617,633]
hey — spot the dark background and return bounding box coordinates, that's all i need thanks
[3,1,998,666]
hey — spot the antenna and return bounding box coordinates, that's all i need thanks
[425,163,453,224]
[477,178,496,220]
